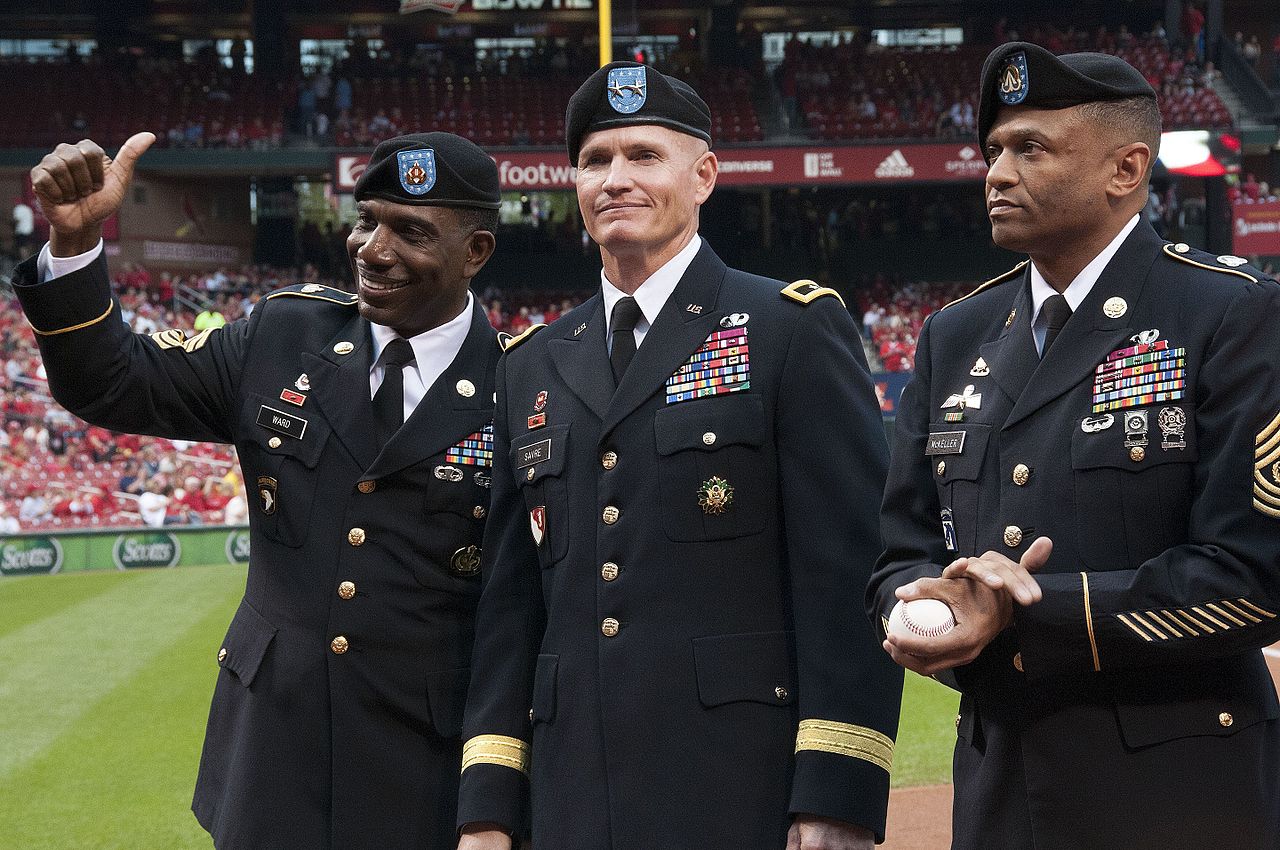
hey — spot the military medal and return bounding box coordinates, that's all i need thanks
[697,476,734,515]
[941,385,981,412]
[434,465,464,482]
[1157,407,1187,450]
[1080,414,1114,433]
[1123,410,1149,448]
[720,312,749,329]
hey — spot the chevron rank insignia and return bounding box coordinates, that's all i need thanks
[1255,409,1280,519]
[150,327,216,353]
[666,327,750,404]
[445,423,494,467]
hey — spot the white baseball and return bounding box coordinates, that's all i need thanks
[888,598,956,640]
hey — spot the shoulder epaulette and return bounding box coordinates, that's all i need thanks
[940,261,1029,311]
[1162,242,1258,283]
[265,283,359,305]
[498,323,547,352]
[781,279,846,308]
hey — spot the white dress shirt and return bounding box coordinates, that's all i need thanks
[601,234,702,352]
[1029,214,1139,354]
[369,290,474,422]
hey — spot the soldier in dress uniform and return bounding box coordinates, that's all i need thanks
[870,42,1280,849]
[14,131,504,849]
[457,62,901,850]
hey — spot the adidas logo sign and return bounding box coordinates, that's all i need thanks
[875,149,915,178]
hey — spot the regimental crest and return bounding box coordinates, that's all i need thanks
[606,66,647,114]
[397,148,437,196]
[999,52,1029,105]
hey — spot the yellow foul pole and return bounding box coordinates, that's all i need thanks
[598,0,612,66]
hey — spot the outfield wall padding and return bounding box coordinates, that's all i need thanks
[0,526,251,576]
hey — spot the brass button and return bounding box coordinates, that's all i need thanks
[1012,652,1023,672]
[330,635,349,654]
[702,431,717,446]
[268,436,282,449]
[775,686,789,700]
[601,451,618,470]
[1003,525,1023,547]
[955,714,962,728]
[601,617,620,637]
[1129,446,1146,463]
[1012,464,1031,486]
[936,460,946,476]
[338,581,356,600]
[217,647,227,664]
[473,505,486,520]
[357,480,377,494]
[602,506,620,525]
[348,527,366,546]
[601,562,619,581]
[1219,712,1234,728]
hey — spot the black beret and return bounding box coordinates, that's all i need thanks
[978,42,1157,146]
[354,132,500,210]
[565,61,712,163]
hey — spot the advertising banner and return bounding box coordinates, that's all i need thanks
[0,526,251,577]
[1232,200,1280,256]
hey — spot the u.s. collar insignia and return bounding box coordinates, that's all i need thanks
[999,51,1029,105]
[969,357,990,377]
[720,312,749,329]
[397,148,437,196]
[1005,308,1016,328]
[606,66,647,114]
[574,322,587,337]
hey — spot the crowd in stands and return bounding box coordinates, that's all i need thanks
[0,18,1241,154]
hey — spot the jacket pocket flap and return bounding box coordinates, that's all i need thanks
[244,394,330,469]
[219,598,277,688]
[930,423,990,483]
[512,425,569,486]
[532,654,559,724]
[655,394,765,456]
[426,666,471,738]
[693,630,796,708]
[1113,654,1279,748]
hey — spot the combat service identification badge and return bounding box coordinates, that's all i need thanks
[530,506,546,546]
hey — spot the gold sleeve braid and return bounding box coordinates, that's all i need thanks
[461,735,531,777]
[794,719,893,773]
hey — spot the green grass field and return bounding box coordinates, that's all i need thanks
[0,567,958,849]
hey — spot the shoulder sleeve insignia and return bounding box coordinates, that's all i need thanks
[781,279,846,308]
[498,323,547,353]
[1254,409,1280,519]
[1162,243,1259,283]
[940,261,1029,311]
[265,284,359,305]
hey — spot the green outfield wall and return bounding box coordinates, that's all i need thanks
[0,526,251,576]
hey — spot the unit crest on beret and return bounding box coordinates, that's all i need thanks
[781,279,846,308]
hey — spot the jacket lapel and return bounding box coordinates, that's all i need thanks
[1002,222,1161,430]
[548,297,614,422]
[300,312,378,470]
[367,298,499,479]
[601,242,727,437]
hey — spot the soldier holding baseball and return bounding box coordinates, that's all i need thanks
[870,43,1280,849]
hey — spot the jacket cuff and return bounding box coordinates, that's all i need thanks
[13,250,116,336]
[789,729,893,842]
[456,742,530,836]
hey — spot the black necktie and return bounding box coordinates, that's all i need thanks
[372,338,415,446]
[1040,294,1072,358]
[610,297,643,384]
